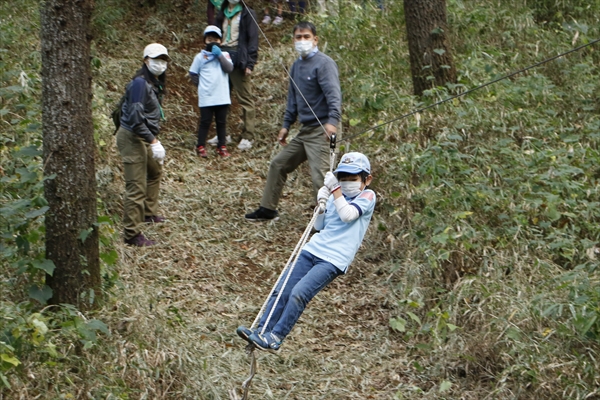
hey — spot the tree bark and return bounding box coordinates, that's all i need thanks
[41,0,100,309]
[403,0,457,96]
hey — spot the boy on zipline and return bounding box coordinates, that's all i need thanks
[237,152,376,352]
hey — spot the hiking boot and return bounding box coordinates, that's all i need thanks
[236,326,256,344]
[237,138,253,151]
[124,233,156,247]
[216,146,231,158]
[262,15,271,24]
[245,207,279,222]
[249,331,282,353]
[196,145,207,158]
[144,215,165,223]
[207,135,232,146]
[273,15,284,25]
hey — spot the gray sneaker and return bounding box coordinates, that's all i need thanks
[249,331,282,353]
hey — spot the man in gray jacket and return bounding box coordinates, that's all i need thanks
[245,21,341,222]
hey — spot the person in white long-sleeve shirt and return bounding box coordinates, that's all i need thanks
[237,152,376,353]
[189,25,234,158]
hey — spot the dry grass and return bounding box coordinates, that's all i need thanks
[3,1,600,399]
[58,8,407,399]
[92,117,407,399]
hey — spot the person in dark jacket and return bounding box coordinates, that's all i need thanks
[116,43,169,247]
[215,0,259,151]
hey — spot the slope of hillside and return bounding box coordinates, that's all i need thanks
[2,0,600,399]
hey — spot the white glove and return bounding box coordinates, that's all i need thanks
[317,186,331,203]
[324,171,340,192]
[150,141,166,161]
[317,186,331,211]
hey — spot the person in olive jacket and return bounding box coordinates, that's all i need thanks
[116,43,169,247]
[216,0,259,151]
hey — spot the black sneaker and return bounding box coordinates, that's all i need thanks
[245,207,279,222]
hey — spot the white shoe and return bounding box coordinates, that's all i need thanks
[262,15,272,24]
[273,16,284,25]
[207,135,218,146]
[207,135,232,146]
[237,139,253,151]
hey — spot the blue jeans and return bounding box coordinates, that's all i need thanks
[258,250,343,339]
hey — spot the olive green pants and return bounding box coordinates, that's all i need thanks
[260,125,330,211]
[116,127,163,240]
[229,67,256,141]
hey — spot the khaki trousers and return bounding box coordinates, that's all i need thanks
[116,127,163,240]
[229,67,256,141]
[260,125,330,211]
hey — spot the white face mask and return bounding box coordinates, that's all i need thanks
[147,58,168,76]
[340,181,363,198]
[295,40,314,57]
[229,0,240,4]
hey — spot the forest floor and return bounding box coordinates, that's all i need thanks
[98,8,414,400]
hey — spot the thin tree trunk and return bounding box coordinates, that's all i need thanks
[404,0,457,96]
[41,0,100,309]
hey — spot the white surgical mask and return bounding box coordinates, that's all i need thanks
[340,181,363,198]
[229,0,240,4]
[295,40,314,57]
[147,58,168,76]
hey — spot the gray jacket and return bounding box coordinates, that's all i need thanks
[283,50,342,130]
[120,76,162,143]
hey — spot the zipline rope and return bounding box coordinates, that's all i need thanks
[232,4,339,399]
[234,206,323,400]
[251,207,323,334]
[341,37,600,143]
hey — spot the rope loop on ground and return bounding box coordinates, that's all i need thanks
[237,207,322,399]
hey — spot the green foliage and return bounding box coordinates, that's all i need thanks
[1,0,120,391]
[317,2,413,131]
[0,304,110,389]
[91,0,128,44]
[536,261,600,339]
[329,1,600,397]
[524,0,600,24]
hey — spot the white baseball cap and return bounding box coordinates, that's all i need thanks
[204,25,222,38]
[143,43,170,60]
[334,152,371,175]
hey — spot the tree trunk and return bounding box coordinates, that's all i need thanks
[403,0,457,96]
[41,0,100,309]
